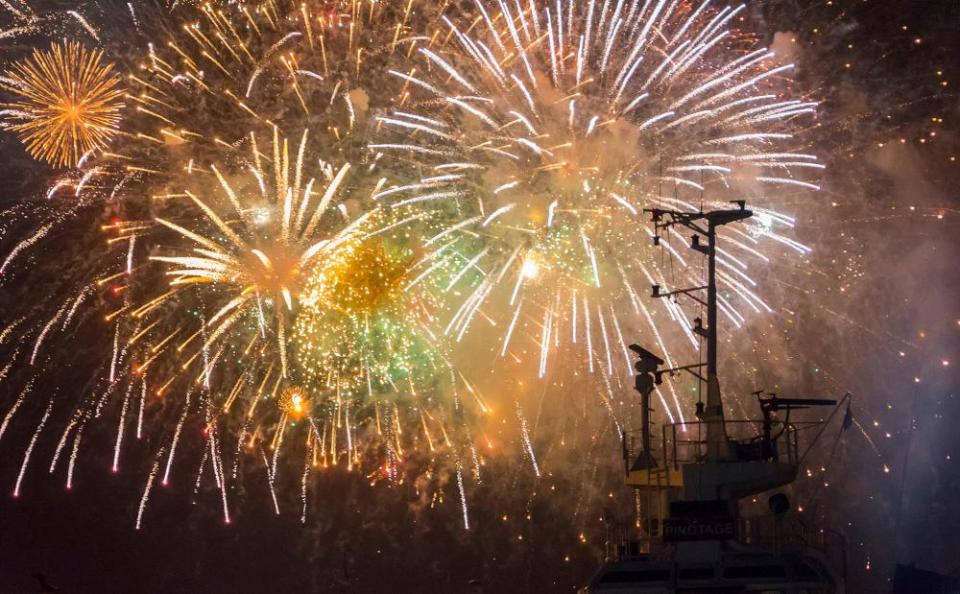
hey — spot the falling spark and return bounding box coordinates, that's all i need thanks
[14,399,53,497]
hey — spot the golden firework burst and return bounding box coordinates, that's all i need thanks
[278,386,311,419]
[143,126,367,383]
[292,227,445,398]
[0,40,124,167]
[306,239,409,316]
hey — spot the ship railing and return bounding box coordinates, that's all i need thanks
[603,522,673,562]
[624,419,825,473]
[740,516,848,578]
[668,420,801,467]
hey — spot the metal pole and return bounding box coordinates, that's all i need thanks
[707,221,717,380]
[705,221,726,459]
[641,387,651,456]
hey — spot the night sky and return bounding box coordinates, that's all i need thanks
[1,0,959,592]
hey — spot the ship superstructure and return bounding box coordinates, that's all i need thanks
[587,203,846,593]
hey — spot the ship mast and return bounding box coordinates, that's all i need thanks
[646,201,752,460]
[625,200,835,500]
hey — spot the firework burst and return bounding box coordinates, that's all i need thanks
[375,0,821,420]
[291,207,485,414]
[123,126,372,385]
[0,0,489,525]
[0,0,832,532]
[0,40,124,167]
[119,0,425,173]
[292,220,473,469]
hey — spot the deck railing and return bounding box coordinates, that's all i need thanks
[623,419,826,473]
